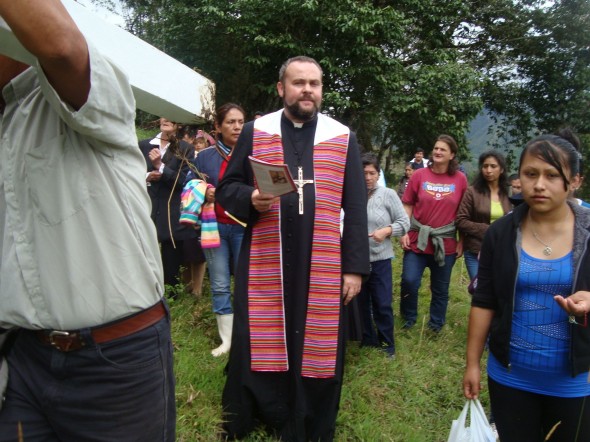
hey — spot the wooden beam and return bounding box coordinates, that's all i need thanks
[0,0,215,124]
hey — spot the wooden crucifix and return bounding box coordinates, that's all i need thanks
[294,166,314,215]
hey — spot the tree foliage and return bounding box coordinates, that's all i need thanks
[476,1,590,146]
[107,0,590,169]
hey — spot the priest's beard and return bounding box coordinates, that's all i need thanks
[284,98,320,122]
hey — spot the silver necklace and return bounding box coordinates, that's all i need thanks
[531,230,554,256]
[528,211,568,256]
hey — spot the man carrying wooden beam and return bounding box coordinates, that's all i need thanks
[0,1,175,440]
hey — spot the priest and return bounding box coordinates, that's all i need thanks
[217,56,370,441]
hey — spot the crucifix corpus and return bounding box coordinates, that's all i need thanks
[294,167,314,215]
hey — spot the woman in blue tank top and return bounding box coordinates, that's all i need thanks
[463,130,590,442]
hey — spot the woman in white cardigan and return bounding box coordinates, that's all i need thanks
[358,153,410,357]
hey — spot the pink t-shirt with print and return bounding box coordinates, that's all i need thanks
[402,167,467,255]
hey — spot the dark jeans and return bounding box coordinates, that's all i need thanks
[0,310,175,442]
[358,259,395,354]
[399,250,456,330]
[161,238,184,287]
[489,377,590,442]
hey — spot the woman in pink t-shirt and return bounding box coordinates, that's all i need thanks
[399,135,468,333]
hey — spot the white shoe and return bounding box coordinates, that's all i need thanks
[211,313,233,357]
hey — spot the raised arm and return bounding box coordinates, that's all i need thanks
[0,0,90,109]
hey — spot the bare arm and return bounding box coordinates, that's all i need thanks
[400,203,414,249]
[0,0,90,109]
[463,306,494,399]
[403,202,413,220]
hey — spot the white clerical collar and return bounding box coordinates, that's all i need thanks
[293,122,304,129]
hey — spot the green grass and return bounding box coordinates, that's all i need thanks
[136,127,158,141]
[169,248,489,441]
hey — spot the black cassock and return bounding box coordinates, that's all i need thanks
[217,113,369,441]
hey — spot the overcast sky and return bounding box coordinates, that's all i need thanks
[75,0,125,27]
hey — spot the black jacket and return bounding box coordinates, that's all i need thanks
[472,201,590,376]
[139,138,196,241]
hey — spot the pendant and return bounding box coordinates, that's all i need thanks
[543,246,552,256]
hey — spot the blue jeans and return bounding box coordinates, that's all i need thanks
[399,251,456,331]
[0,306,175,441]
[463,250,479,281]
[204,222,244,315]
[358,259,395,355]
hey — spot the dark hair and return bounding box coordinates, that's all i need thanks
[557,127,584,178]
[508,173,519,182]
[156,117,181,157]
[214,103,245,142]
[415,148,425,154]
[472,150,509,198]
[177,124,198,140]
[279,56,323,82]
[428,134,460,175]
[361,152,380,171]
[519,134,580,191]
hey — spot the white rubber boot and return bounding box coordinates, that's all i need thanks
[211,313,233,357]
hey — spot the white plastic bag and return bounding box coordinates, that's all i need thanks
[447,399,496,442]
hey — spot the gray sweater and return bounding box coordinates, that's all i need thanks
[367,186,410,262]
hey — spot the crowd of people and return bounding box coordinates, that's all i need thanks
[1,3,589,442]
[140,105,590,441]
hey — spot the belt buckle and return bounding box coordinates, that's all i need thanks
[48,330,77,352]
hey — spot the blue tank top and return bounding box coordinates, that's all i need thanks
[488,249,590,397]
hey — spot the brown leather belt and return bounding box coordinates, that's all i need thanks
[36,301,166,352]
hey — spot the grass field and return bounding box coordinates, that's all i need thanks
[133,125,490,440]
[168,247,490,442]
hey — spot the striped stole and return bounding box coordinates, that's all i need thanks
[248,111,349,378]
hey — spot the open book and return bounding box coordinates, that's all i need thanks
[248,156,297,196]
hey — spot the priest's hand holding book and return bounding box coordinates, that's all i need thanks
[251,189,279,213]
[248,156,296,213]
